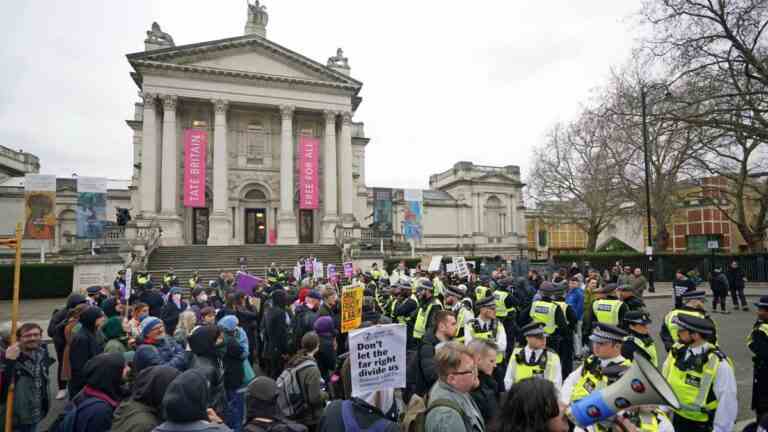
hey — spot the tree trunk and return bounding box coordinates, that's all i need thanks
[741,228,767,253]
[586,229,599,252]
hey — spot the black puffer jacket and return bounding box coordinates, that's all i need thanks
[187,325,227,416]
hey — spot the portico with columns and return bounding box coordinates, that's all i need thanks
[127,5,362,246]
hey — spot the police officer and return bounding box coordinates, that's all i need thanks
[660,290,718,351]
[466,295,507,366]
[431,271,445,298]
[583,283,626,334]
[503,322,562,390]
[384,283,402,321]
[519,282,570,366]
[266,262,279,284]
[749,296,768,422]
[550,282,577,378]
[621,310,659,367]
[163,269,178,290]
[662,314,737,432]
[444,284,474,343]
[561,323,631,409]
[187,270,199,290]
[475,275,492,302]
[493,278,519,357]
[412,280,443,342]
[616,284,646,321]
[393,282,419,350]
[136,271,151,290]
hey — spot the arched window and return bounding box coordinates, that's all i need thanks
[484,196,505,237]
[244,188,267,200]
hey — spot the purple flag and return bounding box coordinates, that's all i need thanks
[343,262,354,278]
[236,271,263,296]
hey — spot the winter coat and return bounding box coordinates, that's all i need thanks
[153,369,232,432]
[285,354,327,426]
[315,335,336,384]
[133,343,191,373]
[69,311,105,398]
[412,331,442,396]
[162,300,189,334]
[470,372,499,423]
[72,352,126,432]
[187,326,227,415]
[140,289,166,319]
[318,399,398,432]
[0,347,53,427]
[727,267,746,290]
[263,304,291,358]
[146,336,189,370]
[111,366,181,432]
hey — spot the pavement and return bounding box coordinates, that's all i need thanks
[1,282,766,431]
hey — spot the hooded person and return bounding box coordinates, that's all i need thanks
[187,325,227,417]
[48,293,88,399]
[153,369,231,432]
[318,389,399,432]
[111,366,182,432]
[312,316,337,383]
[68,306,106,398]
[161,287,189,335]
[263,289,292,379]
[69,352,126,432]
[102,315,131,355]
[218,316,249,432]
[244,377,307,432]
[100,297,122,318]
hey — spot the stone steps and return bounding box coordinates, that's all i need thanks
[145,244,344,288]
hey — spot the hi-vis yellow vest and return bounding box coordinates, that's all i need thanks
[664,309,706,345]
[507,347,559,384]
[748,322,768,346]
[571,356,632,402]
[495,291,513,318]
[468,319,504,364]
[475,285,490,302]
[530,301,557,334]
[396,295,419,325]
[454,306,471,342]
[413,299,443,340]
[662,343,728,423]
[624,335,659,367]
[592,298,621,325]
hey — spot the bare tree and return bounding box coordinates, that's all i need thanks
[638,0,768,251]
[603,69,707,251]
[528,110,625,251]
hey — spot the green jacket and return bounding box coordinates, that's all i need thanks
[111,399,161,432]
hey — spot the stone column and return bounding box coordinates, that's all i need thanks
[507,194,514,236]
[277,105,298,244]
[338,111,355,224]
[208,99,232,245]
[157,94,184,244]
[140,92,159,216]
[321,110,339,244]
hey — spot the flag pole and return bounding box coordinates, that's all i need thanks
[4,223,23,432]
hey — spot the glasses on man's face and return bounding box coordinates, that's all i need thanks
[20,332,41,339]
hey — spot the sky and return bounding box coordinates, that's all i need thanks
[0,1,643,189]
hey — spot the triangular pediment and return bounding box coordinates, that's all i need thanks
[127,35,361,90]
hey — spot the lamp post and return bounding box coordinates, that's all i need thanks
[640,82,671,293]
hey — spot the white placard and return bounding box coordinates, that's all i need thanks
[707,240,719,250]
[428,256,443,272]
[404,189,423,202]
[124,268,133,301]
[313,260,324,278]
[24,174,56,192]
[293,265,301,282]
[349,324,407,397]
[77,177,108,193]
[446,263,457,273]
[645,246,653,256]
[452,256,470,278]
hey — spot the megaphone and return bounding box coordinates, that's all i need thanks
[569,355,680,427]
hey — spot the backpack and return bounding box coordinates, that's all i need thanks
[47,397,105,432]
[244,418,308,432]
[276,359,316,418]
[341,400,399,432]
[401,394,472,432]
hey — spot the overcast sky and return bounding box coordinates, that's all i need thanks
[0,1,642,189]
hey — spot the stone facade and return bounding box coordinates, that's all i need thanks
[123,5,528,255]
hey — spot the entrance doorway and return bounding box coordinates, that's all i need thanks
[245,208,267,244]
[299,209,314,243]
[193,208,209,245]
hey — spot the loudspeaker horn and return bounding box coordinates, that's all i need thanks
[569,354,680,427]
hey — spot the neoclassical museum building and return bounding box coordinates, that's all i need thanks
[121,3,528,256]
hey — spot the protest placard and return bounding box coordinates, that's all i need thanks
[428,256,443,272]
[343,261,354,278]
[313,260,323,278]
[452,256,470,278]
[349,324,407,397]
[327,264,337,282]
[341,285,364,333]
[236,271,264,296]
[293,265,301,281]
[124,268,132,301]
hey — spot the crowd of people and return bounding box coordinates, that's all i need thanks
[0,259,766,432]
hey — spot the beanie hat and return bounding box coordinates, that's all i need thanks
[313,316,336,337]
[218,315,239,332]
[140,316,163,340]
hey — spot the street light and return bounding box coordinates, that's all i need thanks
[639,82,672,294]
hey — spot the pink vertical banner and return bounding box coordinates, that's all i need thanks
[184,129,208,208]
[298,135,319,209]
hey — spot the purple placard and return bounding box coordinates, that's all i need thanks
[305,259,314,273]
[327,264,337,282]
[343,261,354,278]
[236,271,263,296]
